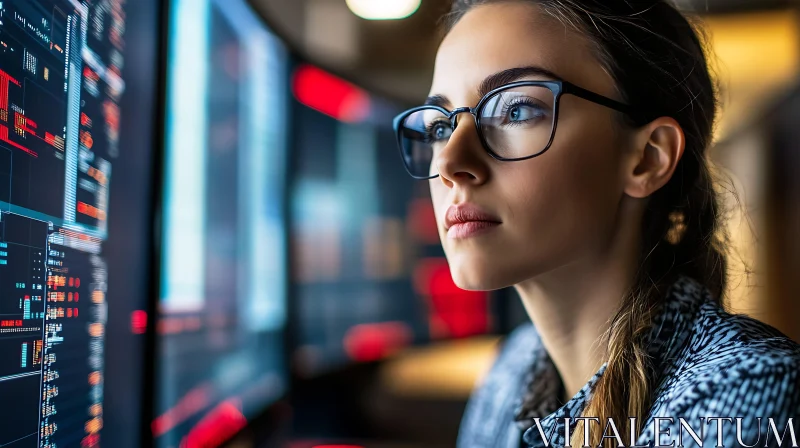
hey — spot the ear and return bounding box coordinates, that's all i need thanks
[623,116,685,199]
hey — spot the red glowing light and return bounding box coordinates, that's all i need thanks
[0,71,38,158]
[413,258,489,339]
[83,66,98,81]
[0,124,38,157]
[180,398,247,448]
[151,383,212,437]
[291,64,371,123]
[81,433,100,447]
[343,321,412,362]
[131,310,147,334]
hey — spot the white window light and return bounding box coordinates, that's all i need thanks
[345,0,421,20]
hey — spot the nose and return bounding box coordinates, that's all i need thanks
[435,108,489,187]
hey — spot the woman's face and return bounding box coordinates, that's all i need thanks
[428,2,635,290]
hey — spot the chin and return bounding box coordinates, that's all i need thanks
[447,255,513,291]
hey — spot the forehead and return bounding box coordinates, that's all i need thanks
[431,2,611,104]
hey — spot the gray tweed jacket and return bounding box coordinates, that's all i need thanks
[456,275,800,448]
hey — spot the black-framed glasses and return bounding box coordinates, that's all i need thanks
[392,80,638,180]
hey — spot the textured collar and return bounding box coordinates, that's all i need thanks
[519,274,713,447]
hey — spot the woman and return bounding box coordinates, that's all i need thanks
[392,1,800,447]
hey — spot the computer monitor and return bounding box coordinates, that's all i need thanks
[0,0,160,447]
[288,64,494,377]
[153,0,290,446]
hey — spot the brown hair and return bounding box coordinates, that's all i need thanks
[444,1,728,446]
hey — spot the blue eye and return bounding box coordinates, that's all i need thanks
[427,121,452,141]
[507,103,544,123]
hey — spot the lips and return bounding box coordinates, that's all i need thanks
[444,204,501,239]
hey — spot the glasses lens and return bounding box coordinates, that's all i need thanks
[479,85,556,159]
[398,108,451,178]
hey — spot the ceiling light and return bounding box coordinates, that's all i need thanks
[345,0,421,20]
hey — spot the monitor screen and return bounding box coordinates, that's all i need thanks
[0,0,159,447]
[289,65,494,377]
[153,0,289,445]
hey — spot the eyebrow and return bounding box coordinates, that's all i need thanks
[424,65,563,109]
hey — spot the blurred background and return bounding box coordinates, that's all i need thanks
[158,0,800,446]
[0,1,796,448]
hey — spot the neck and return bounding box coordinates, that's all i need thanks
[514,200,642,401]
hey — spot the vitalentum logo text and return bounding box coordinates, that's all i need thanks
[528,417,798,447]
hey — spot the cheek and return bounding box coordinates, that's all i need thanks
[545,114,623,206]
[504,123,624,251]
[429,180,449,233]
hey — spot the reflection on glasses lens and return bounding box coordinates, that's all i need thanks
[397,84,556,179]
[398,108,449,179]
[479,85,555,160]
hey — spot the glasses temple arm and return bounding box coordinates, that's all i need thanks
[561,82,636,116]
